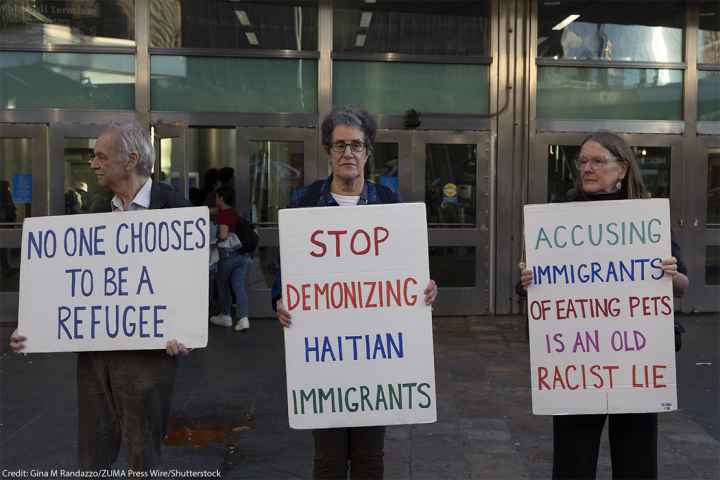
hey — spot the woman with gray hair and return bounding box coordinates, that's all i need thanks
[273,107,439,479]
[519,131,689,479]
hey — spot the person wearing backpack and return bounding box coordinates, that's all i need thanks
[211,185,255,331]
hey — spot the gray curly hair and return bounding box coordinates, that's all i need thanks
[103,120,155,178]
[321,106,377,155]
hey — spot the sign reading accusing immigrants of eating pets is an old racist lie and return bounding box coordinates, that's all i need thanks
[524,199,677,415]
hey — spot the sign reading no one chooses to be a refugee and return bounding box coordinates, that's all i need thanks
[18,208,210,353]
[279,203,437,429]
[524,199,677,415]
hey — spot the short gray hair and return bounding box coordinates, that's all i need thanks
[103,120,154,178]
[321,106,377,153]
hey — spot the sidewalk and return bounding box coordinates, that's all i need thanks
[1,314,718,479]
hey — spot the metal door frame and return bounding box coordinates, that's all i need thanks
[376,130,492,315]
[688,136,720,311]
[48,123,110,216]
[237,127,319,318]
[153,123,187,199]
[0,124,48,317]
[375,130,414,203]
[419,130,492,315]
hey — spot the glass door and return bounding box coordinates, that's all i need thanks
[153,123,187,198]
[374,130,413,200]
[686,139,720,311]
[0,124,48,315]
[415,131,492,315]
[49,123,116,217]
[237,128,318,318]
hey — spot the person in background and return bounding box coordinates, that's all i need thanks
[204,167,235,216]
[202,168,220,212]
[519,131,689,480]
[10,120,191,469]
[273,107,438,479]
[210,185,252,331]
[189,186,204,207]
[0,180,17,275]
[218,166,235,189]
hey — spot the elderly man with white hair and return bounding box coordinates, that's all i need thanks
[11,120,191,469]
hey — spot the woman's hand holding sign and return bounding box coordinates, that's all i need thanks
[519,262,533,290]
[661,256,689,296]
[424,279,438,305]
[276,299,292,328]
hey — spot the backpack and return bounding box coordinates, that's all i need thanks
[236,215,259,254]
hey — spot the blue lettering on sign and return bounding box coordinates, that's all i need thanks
[27,230,57,260]
[58,304,168,340]
[304,333,405,363]
[114,218,206,253]
[62,226,106,257]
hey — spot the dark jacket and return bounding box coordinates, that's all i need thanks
[92,181,190,213]
[270,176,399,309]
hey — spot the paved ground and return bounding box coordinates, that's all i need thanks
[1,314,718,479]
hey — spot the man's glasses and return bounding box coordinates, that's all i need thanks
[329,141,366,154]
[574,155,618,170]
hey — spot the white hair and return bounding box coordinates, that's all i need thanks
[104,120,154,178]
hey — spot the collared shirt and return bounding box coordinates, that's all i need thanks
[111,178,152,212]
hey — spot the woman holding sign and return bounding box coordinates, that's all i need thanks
[520,131,688,479]
[273,107,438,480]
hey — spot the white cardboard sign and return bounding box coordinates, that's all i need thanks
[279,203,437,429]
[524,199,677,415]
[18,207,209,352]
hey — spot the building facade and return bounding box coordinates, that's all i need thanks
[0,0,718,317]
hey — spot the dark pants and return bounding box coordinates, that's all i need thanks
[313,426,385,479]
[77,351,177,469]
[553,413,658,480]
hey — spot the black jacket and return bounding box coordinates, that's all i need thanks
[92,181,190,213]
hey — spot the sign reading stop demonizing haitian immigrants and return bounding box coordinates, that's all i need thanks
[279,203,437,429]
[524,199,677,415]
[18,207,209,353]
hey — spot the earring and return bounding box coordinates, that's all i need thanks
[616,179,623,191]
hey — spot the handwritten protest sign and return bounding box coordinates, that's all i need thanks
[18,207,209,353]
[524,199,677,415]
[279,203,436,429]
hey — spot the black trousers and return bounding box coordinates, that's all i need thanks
[553,413,658,480]
[77,351,177,469]
[313,426,385,479]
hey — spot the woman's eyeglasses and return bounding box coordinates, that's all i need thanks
[329,141,366,154]
[574,155,618,170]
